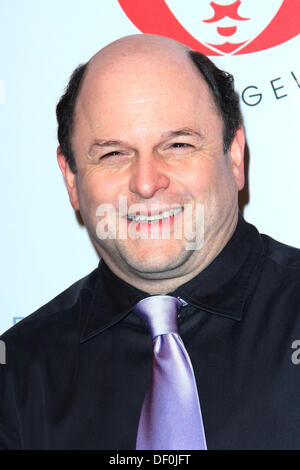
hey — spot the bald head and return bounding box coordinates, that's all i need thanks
[89,34,190,69]
[77,34,196,119]
[56,34,243,173]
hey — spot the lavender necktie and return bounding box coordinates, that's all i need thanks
[133,295,207,450]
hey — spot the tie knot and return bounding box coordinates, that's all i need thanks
[133,295,181,338]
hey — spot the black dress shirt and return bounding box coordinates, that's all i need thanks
[1,214,300,450]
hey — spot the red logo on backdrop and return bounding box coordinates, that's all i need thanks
[118,0,299,55]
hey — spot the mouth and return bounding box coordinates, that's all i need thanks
[127,207,183,224]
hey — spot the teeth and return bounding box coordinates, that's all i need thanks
[128,207,182,223]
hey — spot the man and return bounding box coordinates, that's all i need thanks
[1,34,300,450]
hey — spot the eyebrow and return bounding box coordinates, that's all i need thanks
[160,127,203,140]
[89,127,203,152]
[89,139,128,151]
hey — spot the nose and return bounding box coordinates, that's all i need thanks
[129,155,170,199]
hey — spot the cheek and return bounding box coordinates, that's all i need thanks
[211,160,237,208]
[77,170,122,207]
[184,156,235,203]
[178,158,219,196]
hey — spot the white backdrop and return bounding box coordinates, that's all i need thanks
[0,0,299,334]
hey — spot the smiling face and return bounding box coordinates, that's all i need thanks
[58,35,244,293]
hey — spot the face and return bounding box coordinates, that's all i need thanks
[58,45,244,289]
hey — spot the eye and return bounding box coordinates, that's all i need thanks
[169,143,193,150]
[169,142,193,152]
[100,150,122,159]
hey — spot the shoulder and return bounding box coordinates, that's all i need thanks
[0,267,99,345]
[261,233,300,270]
[257,232,300,311]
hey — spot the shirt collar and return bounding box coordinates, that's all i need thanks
[80,212,265,342]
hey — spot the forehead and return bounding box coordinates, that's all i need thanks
[74,49,221,141]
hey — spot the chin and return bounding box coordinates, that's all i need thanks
[118,240,193,276]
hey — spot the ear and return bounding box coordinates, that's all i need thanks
[57,146,79,211]
[228,127,245,191]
